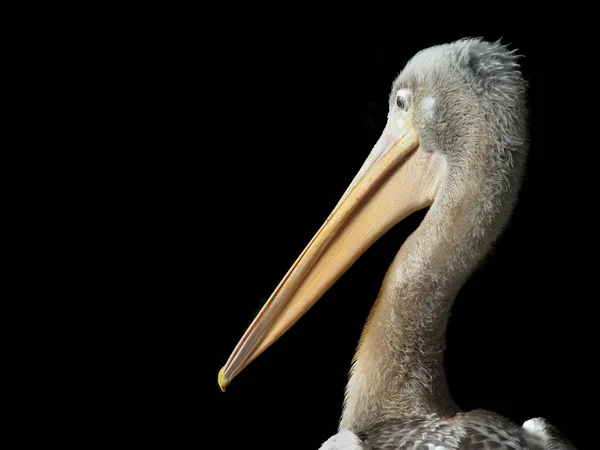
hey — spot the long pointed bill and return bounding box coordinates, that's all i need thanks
[219,120,442,391]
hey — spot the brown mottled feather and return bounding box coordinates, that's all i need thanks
[351,410,575,449]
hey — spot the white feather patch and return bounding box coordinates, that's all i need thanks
[422,95,436,120]
[318,430,364,450]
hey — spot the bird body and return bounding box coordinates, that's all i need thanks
[219,39,576,449]
[321,412,575,449]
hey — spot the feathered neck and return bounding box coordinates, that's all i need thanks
[339,139,524,432]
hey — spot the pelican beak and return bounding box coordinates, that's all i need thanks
[218,119,442,391]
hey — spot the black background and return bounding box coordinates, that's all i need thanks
[147,13,596,450]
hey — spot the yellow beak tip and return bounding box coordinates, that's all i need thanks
[218,367,229,392]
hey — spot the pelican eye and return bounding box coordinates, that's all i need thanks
[396,94,407,110]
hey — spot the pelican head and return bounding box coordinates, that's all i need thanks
[397,39,528,217]
[219,39,528,394]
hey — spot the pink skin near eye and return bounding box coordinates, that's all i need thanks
[379,130,394,152]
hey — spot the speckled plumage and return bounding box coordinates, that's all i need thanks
[321,411,575,449]
[359,411,526,449]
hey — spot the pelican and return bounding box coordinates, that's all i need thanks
[218,39,575,449]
